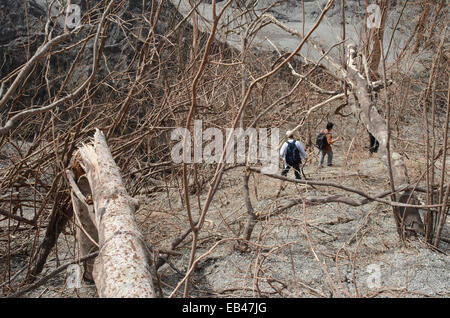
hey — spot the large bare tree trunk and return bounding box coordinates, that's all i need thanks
[346,44,424,236]
[70,129,155,297]
[368,0,388,79]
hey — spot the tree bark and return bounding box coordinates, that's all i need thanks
[68,173,98,282]
[241,169,257,243]
[346,44,424,236]
[71,129,155,298]
[368,0,388,79]
[28,199,73,282]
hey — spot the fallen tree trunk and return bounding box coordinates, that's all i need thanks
[69,129,155,298]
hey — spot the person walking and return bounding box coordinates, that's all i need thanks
[280,131,307,179]
[318,122,340,168]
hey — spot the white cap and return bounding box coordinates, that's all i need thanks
[286,130,293,137]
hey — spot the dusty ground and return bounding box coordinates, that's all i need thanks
[1,0,448,299]
[131,113,449,298]
[170,0,430,75]
[140,145,449,298]
[1,105,448,298]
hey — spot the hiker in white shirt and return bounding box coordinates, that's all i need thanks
[280,131,307,180]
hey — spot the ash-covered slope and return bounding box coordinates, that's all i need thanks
[170,0,436,75]
[0,0,189,113]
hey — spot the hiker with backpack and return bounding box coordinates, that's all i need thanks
[316,122,340,168]
[280,131,307,180]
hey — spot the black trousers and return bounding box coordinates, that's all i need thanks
[281,163,301,179]
[369,133,379,153]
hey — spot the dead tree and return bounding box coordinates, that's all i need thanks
[259,11,430,240]
[68,129,155,298]
[345,44,424,236]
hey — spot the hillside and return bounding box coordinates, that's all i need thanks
[0,0,448,298]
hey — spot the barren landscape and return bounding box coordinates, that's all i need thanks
[0,0,448,298]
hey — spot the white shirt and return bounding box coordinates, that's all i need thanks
[280,139,307,165]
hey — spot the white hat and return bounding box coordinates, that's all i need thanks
[286,130,293,137]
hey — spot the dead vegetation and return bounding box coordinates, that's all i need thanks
[0,0,449,298]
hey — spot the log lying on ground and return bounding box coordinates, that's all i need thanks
[69,129,155,297]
